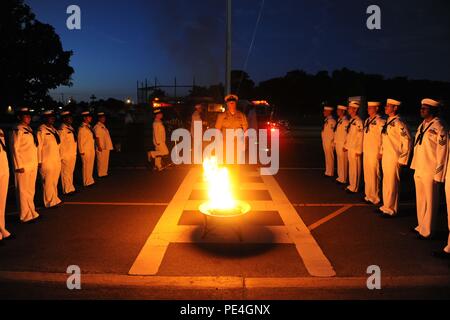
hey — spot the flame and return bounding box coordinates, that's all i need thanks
[203,157,236,211]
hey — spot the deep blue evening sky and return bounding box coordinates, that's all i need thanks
[25,0,450,101]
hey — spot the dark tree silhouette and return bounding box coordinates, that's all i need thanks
[0,0,74,113]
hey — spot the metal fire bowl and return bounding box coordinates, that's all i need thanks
[199,201,251,218]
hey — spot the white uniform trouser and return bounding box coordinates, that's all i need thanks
[40,161,62,208]
[96,150,110,177]
[0,164,10,238]
[364,153,381,204]
[335,143,348,183]
[444,179,450,253]
[81,152,95,187]
[380,157,400,215]
[150,143,169,169]
[61,156,76,194]
[15,167,39,222]
[322,140,335,177]
[414,174,439,238]
[347,150,361,192]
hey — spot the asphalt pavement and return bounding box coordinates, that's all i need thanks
[0,130,449,299]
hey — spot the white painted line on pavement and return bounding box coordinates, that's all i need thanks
[308,206,353,231]
[129,168,200,276]
[262,175,336,278]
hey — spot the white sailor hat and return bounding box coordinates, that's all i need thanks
[421,98,440,108]
[17,107,32,115]
[42,110,55,116]
[81,111,92,116]
[60,111,71,117]
[153,109,162,115]
[323,106,334,111]
[349,101,360,108]
[225,94,239,102]
[97,112,106,116]
[368,102,381,108]
[387,99,402,106]
[337,105,348,111]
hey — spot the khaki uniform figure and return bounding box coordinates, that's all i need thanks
[0,128,12,240]
[215,94,248,165]
[10,108,40,223]
[94,112,114,178]
[344,101,364,193]
[59,111,77,195]
[78,111,96,187]
[411,99,448,239]
[321,106,336,177]
[334,105,349,184]
[38,110,62,208]
[149,109,169,171]
[363,102,386,205]
[379,99,412,217]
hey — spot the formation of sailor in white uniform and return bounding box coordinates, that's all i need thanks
[0,108,115,245]
[321,98,450,260]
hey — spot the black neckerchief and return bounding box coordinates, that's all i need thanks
[347,118,356,134]
[23,126,39,147]
[0,136,6,152]
[382,117,398,135]
[364,117,377,134]
[66,124,77,143]
[45,124,61,145]
[334,118,344,133]
[415,120,435,146]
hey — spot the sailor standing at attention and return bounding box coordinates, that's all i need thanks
[344,101,364,193]
[59,111,77,195]
[378,99,412,217]
[411,99,447,239]
[321,106,336,178]
[37,110,63,208]
[78,111,96,187]
[10,108,40,223]
[363,102,386,205]
[94,112,113,178]
[0,128,12,241]
[334,105,349,185]
[435,120,450,260]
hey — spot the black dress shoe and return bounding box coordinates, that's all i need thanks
[49,202,64,210]
[381,214,395,219]
[432,251,450,260]
[417,234,431,241]
[3,234,16,241]
[410,227,419,234]
[346,189,357,194]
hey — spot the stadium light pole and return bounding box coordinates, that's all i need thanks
[225,0,232,96]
